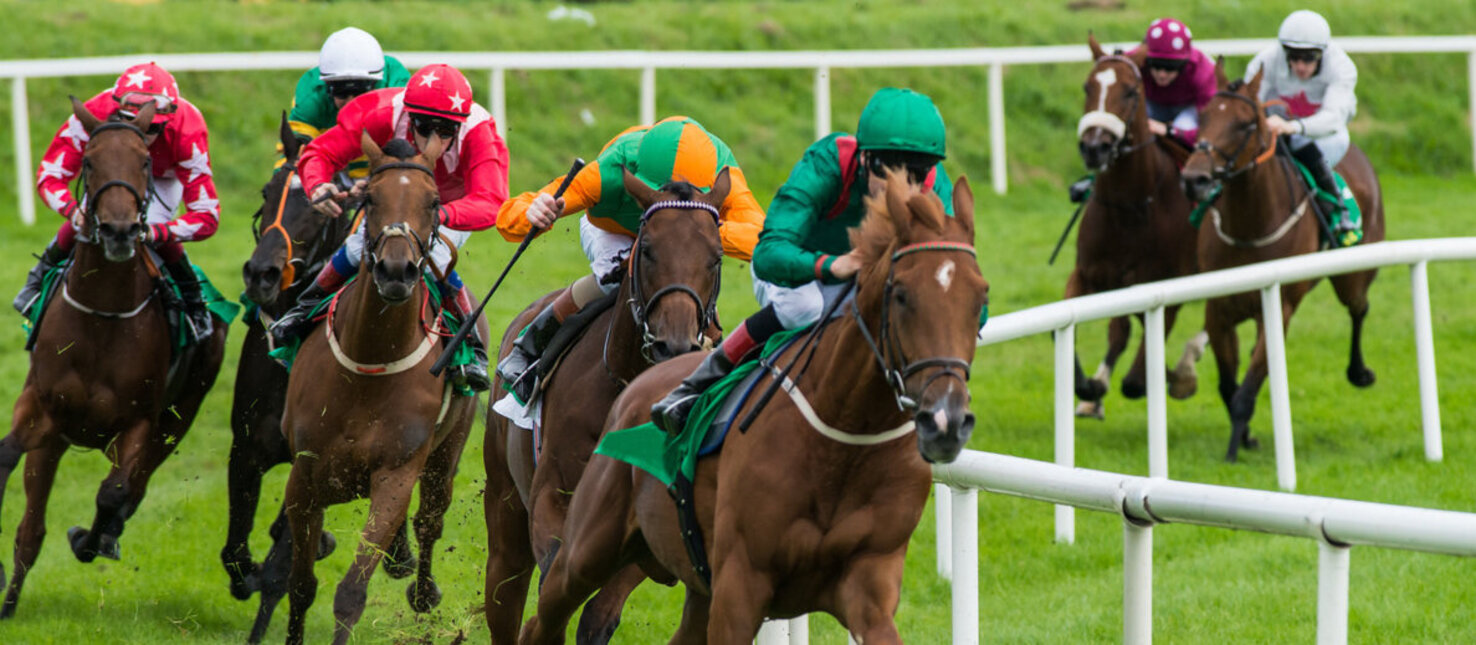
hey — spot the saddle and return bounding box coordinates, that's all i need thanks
[528,289,619,401]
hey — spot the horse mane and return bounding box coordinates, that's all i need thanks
[1226,79,1246,92]
[850,173,947,269]
[383,138,418,160]
[656,180,701,201]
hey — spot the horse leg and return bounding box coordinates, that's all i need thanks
[1225,323,1273,462]
[834,551,907,645]
[1121,313,1151,399]
[1204,302,1243,461]
[1169,329,1210,400]
[406,420,471,614]
[669,588,711,645]
[246,510,293,645]
[705,558,773,645]
[381,521,417,579]
[331,469,417,645]
[1072,356,1105,419]
[486,428,536,645]
[1330,272,1377,387]
[223,431,270,599]
[1075,316,1131,417]
[576,564,647,645]
[285,466,324,645]
[68,419,166,563]
[0,437,66,619]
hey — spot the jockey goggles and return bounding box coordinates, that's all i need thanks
[412,114,459,140]
[865,150,936,184]
[1284,47,1322,64]
[1145,57,1189,72]
[327,79,376,99]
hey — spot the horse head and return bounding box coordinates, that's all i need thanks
[1078,32,1150,171]
[618,166,728,364]
[1182,64,1270,202]
[71,95,155,263]
[361,132,443,305]
[243,112,340,307]
[853,172,988,464]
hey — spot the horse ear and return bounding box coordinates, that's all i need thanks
[279,111,301,163]
[700,166,732,209]
[361,131,384,168]
[1246,66,1265,101]
[419,132,447,166]
[130,102,156,130]
[1088,31,1107,61]
[70,95,101,133]
[622,166,662,209]
[951,175,975,239]
[1214,55,1229,90]
[883,169,913,241]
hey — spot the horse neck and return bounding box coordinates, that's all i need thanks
[67,240,154,311]
[334,272,429,364]
[1095,123,1167,210]
[794,284,911,437]
[603,275,648,383]
[1220,154,1302,239]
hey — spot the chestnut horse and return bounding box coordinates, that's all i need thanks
[226,115,413,643]
[0,98,227,617]
[281,134,477,644]
[521,173,988,644]
[1072,35,1206,419]
[484,169,727,644]
[1181,67,1384,461]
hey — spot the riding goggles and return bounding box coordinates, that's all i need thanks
[866,151,936,185]
[1283,47,1322,64]
[412,115,460,140]
[327,79,376,99]
[1145,57,1189,72]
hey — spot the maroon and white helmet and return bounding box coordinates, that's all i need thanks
[1144,17,1193,61]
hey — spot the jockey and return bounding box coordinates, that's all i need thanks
[1129,17,1216,147]
[17,62,221,342]
[650,87,957,435]
[492,116,766,403]
[269,64,511,391]
[284,27,410,177]
[1247,9,1360,247]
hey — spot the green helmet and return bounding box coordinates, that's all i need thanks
[856,87,947,159]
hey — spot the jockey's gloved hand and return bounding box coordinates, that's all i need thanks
[146,223,172,245]
[310,182,347,217]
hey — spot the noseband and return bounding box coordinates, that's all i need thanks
[75,121,155,243]
[251,164,350,292]
[1077,57,1157,168]
[851,240,978,411]
[625,199,723,360]
[1193,91,1279,181]
[362,161,440,277]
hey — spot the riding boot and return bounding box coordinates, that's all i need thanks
[13,240,68,315]
[1292,143,1357,247]
[442,285,491,393]
[270,282,333,346]
[164,258,214,344]
[497,301,564,402]
[650,350,735,436]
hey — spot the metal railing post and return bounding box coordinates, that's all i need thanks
[936,482,953,579]
[1145,306,1168,479]
[988,62,1006,195]
[814,66,831,142]
[640,66,656,126]
[1468,51,1476,176]
[1054,325,1076,544]
[1123,520,1153,645]
[1410,261,1443,461]
[950,486,980,645]
[490,68,507,139]
[1316,543,1351,645]
[13,76,35,225]
[1260,283,1297,492]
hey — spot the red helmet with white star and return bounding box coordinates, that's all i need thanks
[112,62,180,124]
[404,64,473,123]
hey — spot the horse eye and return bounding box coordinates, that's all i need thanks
[893,287,909,307]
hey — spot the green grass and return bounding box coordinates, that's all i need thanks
[0,0,1474,643]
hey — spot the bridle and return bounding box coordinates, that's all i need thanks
[74,121,155,244]
[1193,90,1279,182]
[851,240,977,411]
[361,161,440,279]
[1077,56,1158,169]
[250,163,352,293]
[623,199,722,361]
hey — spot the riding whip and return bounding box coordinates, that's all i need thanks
[1049,197,1089,266]
[429,157,586,377]
[736,278,859,433]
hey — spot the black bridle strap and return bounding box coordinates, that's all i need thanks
[624,201,724,360]
[363,160,441,276]
[76,122,155,241]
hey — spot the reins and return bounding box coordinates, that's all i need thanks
[61,121,160,318]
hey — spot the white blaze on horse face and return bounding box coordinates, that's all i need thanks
[936,259,956,292]
[1094,67,1118,113]
[399,176,410,185]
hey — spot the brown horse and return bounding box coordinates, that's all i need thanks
[1072,35,1206,419]
[227,115,412,643]
[484,169,727,644]
[0,98,227,617]
[281,133,477,645]
[1180,66,1384,461]
[520,172,988,644]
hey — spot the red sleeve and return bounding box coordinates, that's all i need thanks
[35,92,112,217]
[298,94,386,192]
[162,101,221,242]
[439,120,509,231]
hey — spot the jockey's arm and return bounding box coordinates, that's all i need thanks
[438,126,510,232]
[752,142,841,287]
[716,166,764,262]
[156,123,221,244]
[495,160,603,242]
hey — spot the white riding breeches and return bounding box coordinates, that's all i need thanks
[580,216,635,295]
[1290,128,1351,167]
[342,220,469,276]
[751,266,851,330]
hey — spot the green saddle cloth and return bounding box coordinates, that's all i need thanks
[594,327,807,489]
[22,262,240,353]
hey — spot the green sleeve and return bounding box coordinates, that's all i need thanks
[752,134,846,288]
[380,56,410,89]
[287,68,336,138]
[932,164,955,216]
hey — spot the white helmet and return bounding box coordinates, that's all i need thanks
[318,27,385,82]
[1278,10,1331,51]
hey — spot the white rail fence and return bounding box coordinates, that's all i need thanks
[6,35,1476,224]
[931,450,1476,645]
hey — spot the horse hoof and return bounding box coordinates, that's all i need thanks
[67,526,97,563]
[407,580,442,613]
[316,532,337,561]
[1243,436,1260,450]
[1074,400,1105,420]
[383,553,417,579]
[1121,379,1146,400]
[1348,367,1376,388]
[97,534,121,561]
[226,561,262,600]
[1076,380,1107,401]
[1168,375,1198,400]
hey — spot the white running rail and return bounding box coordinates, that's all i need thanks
[931,450,1476,645]
[7,35,1476,223]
